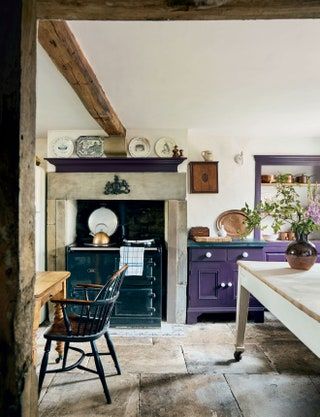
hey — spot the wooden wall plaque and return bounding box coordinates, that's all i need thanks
[189,161,219,193]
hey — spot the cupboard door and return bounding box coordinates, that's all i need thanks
[189,161,218,193]
[189,261,235,308]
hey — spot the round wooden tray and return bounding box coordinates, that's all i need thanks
[216,210,248,238]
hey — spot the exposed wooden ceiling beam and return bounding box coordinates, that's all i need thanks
[38,20,126,136]
[37,0,320,20]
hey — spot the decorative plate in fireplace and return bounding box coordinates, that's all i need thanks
[88,207,118,236]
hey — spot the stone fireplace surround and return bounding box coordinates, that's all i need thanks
[47,172,187,323]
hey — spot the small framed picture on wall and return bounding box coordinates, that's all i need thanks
[189,161,219,193]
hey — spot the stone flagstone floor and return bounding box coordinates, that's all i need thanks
[37,313,320,417]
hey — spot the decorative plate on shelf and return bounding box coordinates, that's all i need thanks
[76,136,104,158]
[216,210,248,238]
[128,137,151,157]
[51,137,74,157]
[155,137,176,157]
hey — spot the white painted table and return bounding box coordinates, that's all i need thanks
[234,261,320,361]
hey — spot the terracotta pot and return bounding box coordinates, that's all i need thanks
[285,233,317,270]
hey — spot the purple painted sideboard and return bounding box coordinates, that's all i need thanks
[187,241,265,324]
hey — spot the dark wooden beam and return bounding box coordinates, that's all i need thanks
[0,0,38,415]
[38,20,126,136]
[37,0,320,20]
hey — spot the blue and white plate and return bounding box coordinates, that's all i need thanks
[51,137,74,157]
[76,136,104,158]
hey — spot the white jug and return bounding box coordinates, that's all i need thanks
[201,150,213,161]
[218,225,227,238]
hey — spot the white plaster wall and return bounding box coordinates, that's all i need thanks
[187,131,320,235]
[36,44,100,138]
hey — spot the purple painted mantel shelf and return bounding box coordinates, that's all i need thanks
[45,157,187,173]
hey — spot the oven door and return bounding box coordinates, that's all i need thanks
[113,288,157,317]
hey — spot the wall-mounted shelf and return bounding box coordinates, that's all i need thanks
[45,157,187,173]
[254,155,320,240]
[261,183,319,187]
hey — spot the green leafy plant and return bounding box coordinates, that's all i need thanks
[274,173,292,183]
[241,182,320,239]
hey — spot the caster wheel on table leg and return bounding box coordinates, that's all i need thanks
[234,351,242,362]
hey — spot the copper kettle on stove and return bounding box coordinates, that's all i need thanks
[90,223,110,245]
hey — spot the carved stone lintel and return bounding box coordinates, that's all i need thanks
[104,175,130,195]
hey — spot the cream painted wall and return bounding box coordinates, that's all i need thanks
[187,130,320,235]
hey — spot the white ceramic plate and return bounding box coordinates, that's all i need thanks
[88,208,118,236]
[76,136,104,158]
[155,137,176,157]
[262,233,279,242]
[128,137,151,157]
[51,137,74,157]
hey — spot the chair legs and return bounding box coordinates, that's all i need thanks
[38,338,115,403]
[62,341,70,369]
[90,340,112,404]
[38,339,52,395]
[105,332,121,375]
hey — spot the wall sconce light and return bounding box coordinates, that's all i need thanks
[234,151,244,165]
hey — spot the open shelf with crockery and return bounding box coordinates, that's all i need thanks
[254,155,320,242]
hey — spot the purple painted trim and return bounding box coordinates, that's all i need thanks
[254,155,320,239]
[45,157,187,173]
[254,155,320,165]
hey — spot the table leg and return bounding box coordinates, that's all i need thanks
[234,280,250,361]
[53,282,66,363]
[33,299,41,365]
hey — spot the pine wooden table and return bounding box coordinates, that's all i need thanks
[234,261,320,361]
[33,271,70,364]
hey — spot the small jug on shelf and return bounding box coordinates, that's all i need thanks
[201,150,213,161]
[218,225,227,238]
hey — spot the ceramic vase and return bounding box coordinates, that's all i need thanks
[285,232,317,270]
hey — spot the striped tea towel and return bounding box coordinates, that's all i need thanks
[119,246,145,276]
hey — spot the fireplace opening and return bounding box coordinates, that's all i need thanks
[75,200,165,245]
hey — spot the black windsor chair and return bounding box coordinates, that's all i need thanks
[38,264,128,404]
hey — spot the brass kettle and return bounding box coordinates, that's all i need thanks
[90,223,110,245]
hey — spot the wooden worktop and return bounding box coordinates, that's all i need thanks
[238,261,320,323]
[35,271,70,299]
